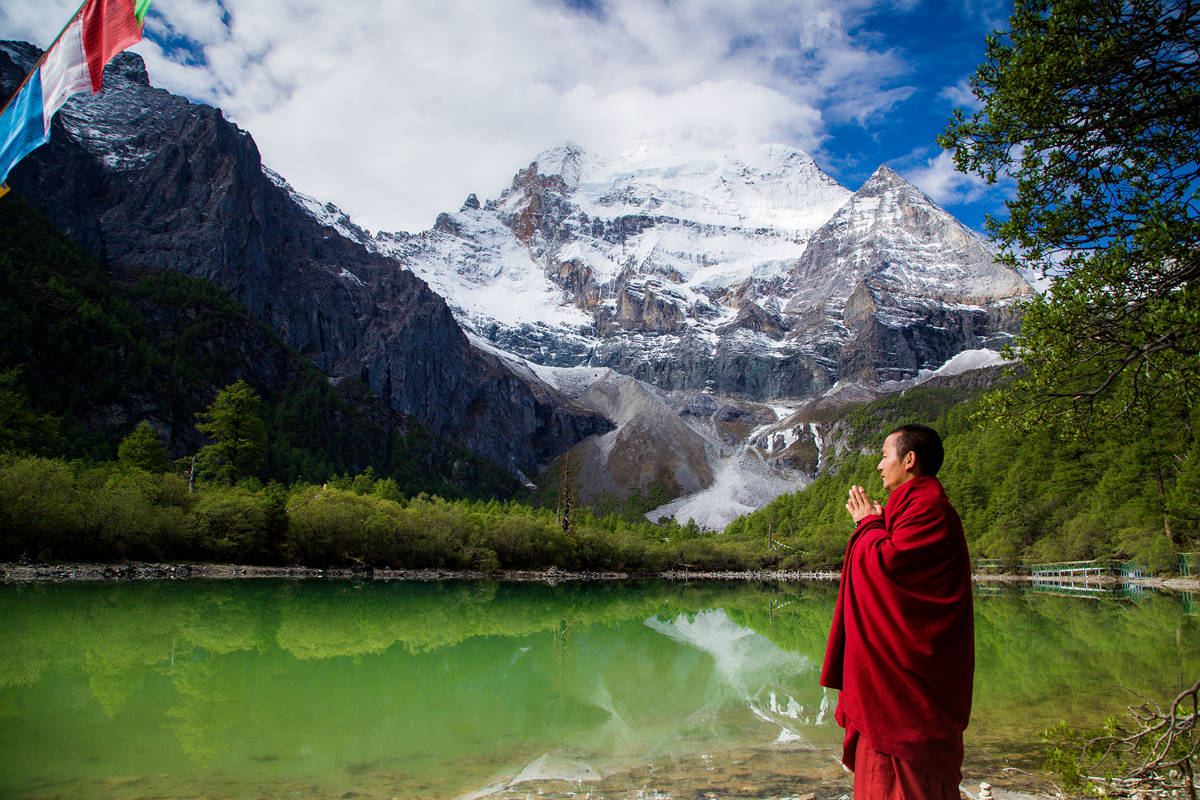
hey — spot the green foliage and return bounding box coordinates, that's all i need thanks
[0,368,59,455]
[1042,696,1200,797]
[0,455,87,559]
[1041,720,1098,793]
[940,0,1200,432]
[195,381,267,485]
[725,382,1199,572]
[0,455,193,561]
[842,387,970,450]
[0,192,524,500]
[188,487,271,562]
[0,453,767,572]
[0,196,161,457]
[2,198,1195,573]
[117,421,170,473]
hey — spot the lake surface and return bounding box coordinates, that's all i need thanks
[1,579,1195,799]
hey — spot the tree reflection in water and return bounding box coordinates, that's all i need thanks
[0,580,1195,799]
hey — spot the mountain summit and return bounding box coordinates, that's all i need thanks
[363,141,1030,400]
[2,38,1031,519]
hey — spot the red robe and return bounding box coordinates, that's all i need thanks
[819,475,974,770]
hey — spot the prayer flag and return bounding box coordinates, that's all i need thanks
[0,0,152,195]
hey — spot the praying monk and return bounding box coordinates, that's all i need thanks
[820,423,974,799]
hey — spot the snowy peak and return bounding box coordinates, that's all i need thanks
[861,163,908,192]
[525,142,585,190]
[381,140,1030,399]
[495,140,851,235]
[784,159,1029,319]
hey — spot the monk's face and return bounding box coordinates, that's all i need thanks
[877,433,916,491]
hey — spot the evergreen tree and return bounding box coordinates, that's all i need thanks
[0,368,58,455]
[117,421,170,473]
[195,381,267,485]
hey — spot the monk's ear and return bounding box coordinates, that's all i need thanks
[903,450,919,473]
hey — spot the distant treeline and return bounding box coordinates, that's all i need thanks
[0,454,777,572]
[2,383,1196,574]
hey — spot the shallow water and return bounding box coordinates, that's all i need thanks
[0,579,1195,799]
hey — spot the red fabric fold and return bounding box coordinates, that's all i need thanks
[820,475,974,768]
[81,0,145,93]
[853,727,964,799]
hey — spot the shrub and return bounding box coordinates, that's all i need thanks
[189,487,270,563]
[0,456,86,559]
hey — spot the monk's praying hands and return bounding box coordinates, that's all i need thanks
[845,484,882,523]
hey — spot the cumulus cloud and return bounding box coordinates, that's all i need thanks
[939,77,983,112]
[903,148,997,208]
[3,0,923,233]
[0,0,80,44]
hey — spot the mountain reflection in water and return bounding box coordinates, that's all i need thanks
[0,579,1195,799]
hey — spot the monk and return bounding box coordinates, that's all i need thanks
[820,423,974,799]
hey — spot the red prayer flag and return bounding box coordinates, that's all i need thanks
[81,0,147,92]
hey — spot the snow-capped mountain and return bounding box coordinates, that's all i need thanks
[1,38,1031,524]
[355,140,1030,400]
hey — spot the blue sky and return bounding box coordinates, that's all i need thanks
[2,0,1013,235]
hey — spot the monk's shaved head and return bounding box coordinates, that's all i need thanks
[886,424,944,477]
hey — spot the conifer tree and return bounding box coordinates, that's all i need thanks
[117,420,169,473]
[195,381,267,485]
[0,368,58,455]
[556,451,577,534]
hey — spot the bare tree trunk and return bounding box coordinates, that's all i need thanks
[1156,467,1175,543]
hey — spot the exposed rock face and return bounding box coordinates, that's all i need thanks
[0,42,609,475]
[568,373,714,501]
[375,142,1031,400]
[781,165,1030,382]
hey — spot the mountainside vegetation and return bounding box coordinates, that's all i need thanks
[725,383,1199,574]
[0,191,519,500]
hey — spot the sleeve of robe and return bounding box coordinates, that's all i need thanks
[819,475,974,767]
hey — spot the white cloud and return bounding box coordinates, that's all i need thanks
[939,76,982,112]
[0,0,82,44]
[3,0,923,233]
[903,148,995,207]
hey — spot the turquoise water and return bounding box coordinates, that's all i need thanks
[0,579,1195,799]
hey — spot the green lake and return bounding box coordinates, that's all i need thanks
[1,579,1196,799]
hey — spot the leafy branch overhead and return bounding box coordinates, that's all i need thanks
[940,0,1200,431]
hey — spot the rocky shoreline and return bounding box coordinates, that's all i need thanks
[2,561,1197,590]
[0,562,630,583]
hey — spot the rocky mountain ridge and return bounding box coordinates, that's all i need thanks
[0,42,609,477]
[2,39,1029,525]
[478,338,1012,529]
[355,140,1031,400]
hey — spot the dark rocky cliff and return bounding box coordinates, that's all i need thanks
[0,42,608,476]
